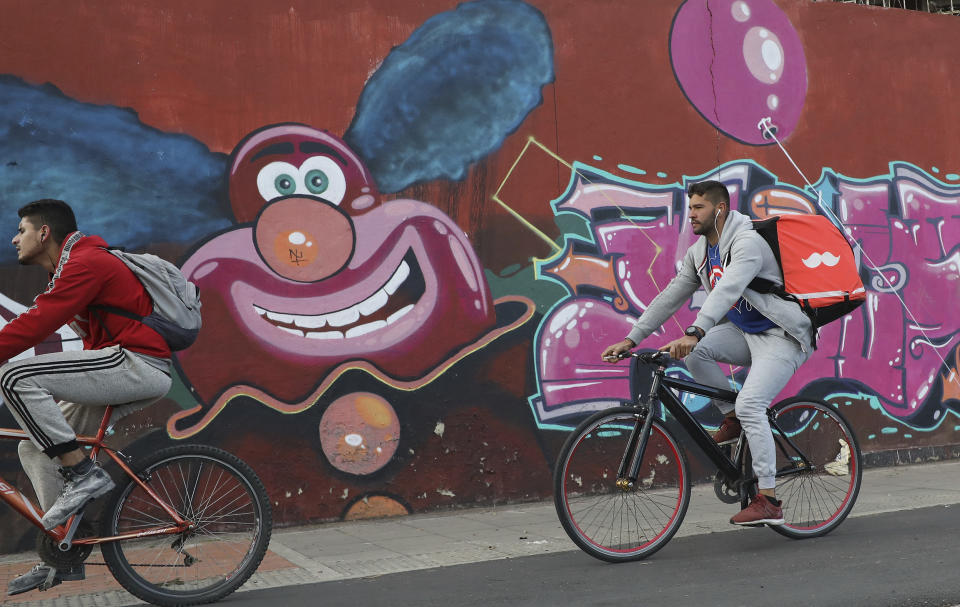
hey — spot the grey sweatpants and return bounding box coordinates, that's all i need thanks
[684,323,810,490]
[0,346,171,509]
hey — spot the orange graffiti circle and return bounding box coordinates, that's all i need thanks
[343,495,410,521]
[747,187,815,219]
[273,229,319,268]
[319,392,400,476]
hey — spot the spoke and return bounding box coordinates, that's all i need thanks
[120,504,169,527]
[174,461,191,514]
[193,467,229,521]
[154,468,183,519]
[195,485,251,523]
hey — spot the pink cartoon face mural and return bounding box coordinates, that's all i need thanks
[176,124,496,404]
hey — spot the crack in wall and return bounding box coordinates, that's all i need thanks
[705,0,722,170]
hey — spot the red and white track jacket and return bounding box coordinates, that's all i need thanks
[0,232,171,363]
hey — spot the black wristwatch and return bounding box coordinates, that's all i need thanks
[684,326,705,341]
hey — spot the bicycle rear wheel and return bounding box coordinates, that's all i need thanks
[767,397,862,539]
[554,407,690,562]
[101,444,272,607]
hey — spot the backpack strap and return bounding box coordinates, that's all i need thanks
[729,265,819,350]
[89,304,146,323]
[91,246,148,324]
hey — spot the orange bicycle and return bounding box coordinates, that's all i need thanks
[1,405,272,606]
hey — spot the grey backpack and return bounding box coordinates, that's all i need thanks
[91,248,202,351]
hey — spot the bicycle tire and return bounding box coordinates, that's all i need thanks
[554,407,690,562]
[766,397,862,539]
[100,444,272,607]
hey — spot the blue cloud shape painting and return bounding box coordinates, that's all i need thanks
[345,0,554,194]
[0,75,230,262]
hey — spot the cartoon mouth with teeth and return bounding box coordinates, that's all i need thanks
[250,249,423,340]
[170,124,523,429]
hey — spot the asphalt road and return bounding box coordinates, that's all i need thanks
[197,504,960,607]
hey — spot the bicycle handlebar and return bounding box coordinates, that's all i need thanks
[603,350,671,365]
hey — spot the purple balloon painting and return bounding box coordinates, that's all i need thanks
[670,0,807,145]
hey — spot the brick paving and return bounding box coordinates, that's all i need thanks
[1,548,297,606]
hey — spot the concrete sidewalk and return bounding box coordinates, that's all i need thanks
[4,459,960,606]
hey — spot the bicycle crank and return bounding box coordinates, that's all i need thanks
[38,520,94,569]
[712,471,740,504]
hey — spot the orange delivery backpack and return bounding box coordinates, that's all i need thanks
[738,214,866,345]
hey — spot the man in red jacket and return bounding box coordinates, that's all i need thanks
[3,199,172,596]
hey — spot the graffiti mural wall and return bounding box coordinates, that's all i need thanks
[0,0,957,551]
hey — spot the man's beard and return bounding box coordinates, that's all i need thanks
[692,219,714,235]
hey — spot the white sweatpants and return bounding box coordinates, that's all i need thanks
[684,323,810,490]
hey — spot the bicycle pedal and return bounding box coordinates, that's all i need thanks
[39,567,62,592]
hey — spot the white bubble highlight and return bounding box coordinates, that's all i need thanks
[732,1,750,22]
[762,39,783,71]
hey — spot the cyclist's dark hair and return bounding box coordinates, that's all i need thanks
[686,181,730,206]
[17,199,77,244]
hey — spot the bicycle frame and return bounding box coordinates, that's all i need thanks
[620,354,814,490]
[621,355,742,485]
[0,406,191,545]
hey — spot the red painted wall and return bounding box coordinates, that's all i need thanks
[0,0,958,552]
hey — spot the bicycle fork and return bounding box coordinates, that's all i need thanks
[615,406,655,490]
[615,367,663,490]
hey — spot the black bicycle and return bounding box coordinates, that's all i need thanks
[553,350,862,562]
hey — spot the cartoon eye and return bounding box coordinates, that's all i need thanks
[299,156,346,205]
[275,175,297,195]
[304,169,329,195]
[256,161,300,202]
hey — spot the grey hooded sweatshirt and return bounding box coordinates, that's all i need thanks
[626,210,814,351]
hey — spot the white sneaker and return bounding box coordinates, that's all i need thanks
[41,464,115,530]
[7,563,85,596]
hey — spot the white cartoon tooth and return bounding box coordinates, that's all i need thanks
[327,307,360,327]
[295,314,327,329]
[357,289,389,316]
[387,304,415,324]
[385,261,410,295]
[346,320,388,338]
[306,330,344,340]
[267,311,295,323]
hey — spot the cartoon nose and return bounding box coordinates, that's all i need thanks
[254,196,355,282]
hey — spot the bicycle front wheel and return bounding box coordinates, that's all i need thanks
[101,444,272,607]
[554,407,690,562]
[768,397,862,539]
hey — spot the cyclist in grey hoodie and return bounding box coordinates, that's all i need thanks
[602,180,813,526]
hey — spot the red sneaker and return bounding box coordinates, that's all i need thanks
[730,494,784,526]
[713,417,742,444]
